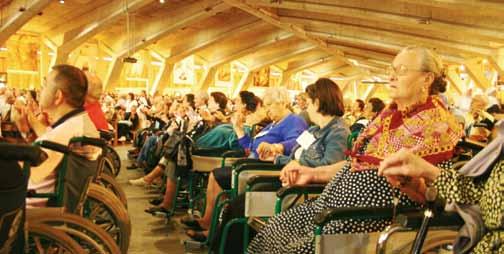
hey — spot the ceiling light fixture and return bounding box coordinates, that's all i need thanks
[159,0,165,3]
[59,0,65,4]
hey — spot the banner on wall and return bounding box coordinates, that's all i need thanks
[252,67,270,87]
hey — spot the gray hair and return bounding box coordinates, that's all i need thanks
[400,46,447,95]
[262,87,291,105]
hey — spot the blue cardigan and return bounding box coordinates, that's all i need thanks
[238,114,307,158]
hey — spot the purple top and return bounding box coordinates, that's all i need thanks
[238,114,308,158]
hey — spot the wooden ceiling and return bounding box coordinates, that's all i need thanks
[0,0,503,94]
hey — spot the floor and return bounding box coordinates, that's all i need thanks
[114,145,206,254]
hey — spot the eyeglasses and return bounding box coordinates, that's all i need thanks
[387,65,425,77]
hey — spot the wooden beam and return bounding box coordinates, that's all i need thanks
[290,17,494,58]
[464,58,492,90]
[232,71,251,97]
[249,44,318,71]
[209,32,294,68]
[318,65,354,78]
[222,0,353,66]
[284,55,336,76]
[104,0,230,90]
[280,55,337,86]
[363,85,378,101]
[193,67,217,92]
[445,66,464,95]
[395,0,504,17]
[103,58,124,91]
[152,63,173,95]
[166,20,263,65]
[54,0,154,64]
[246,0,504,44]
[0,0,52,46]
[489,49,504,78]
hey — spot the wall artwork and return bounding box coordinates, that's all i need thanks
[253,67,270,87]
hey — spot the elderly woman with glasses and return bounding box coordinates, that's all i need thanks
[248,46,464,254]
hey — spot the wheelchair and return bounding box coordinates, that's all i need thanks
[216,139,485,254]
[0,142,119,254]
[28,137,130,253]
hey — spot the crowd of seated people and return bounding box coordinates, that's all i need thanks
[2,44,504,253]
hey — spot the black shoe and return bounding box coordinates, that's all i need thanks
[145,206,171,217]
[180,216,205,231]
[186,230,207,242]
[149,198,163,206]
[126,164,138,170]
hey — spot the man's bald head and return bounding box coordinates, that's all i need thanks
[85,71,103,102]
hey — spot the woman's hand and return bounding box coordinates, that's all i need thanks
[279,163,314,186]
[378,148,440,182]
[257,142,284,161]
[378,149,441,204]
[280,160,301,185]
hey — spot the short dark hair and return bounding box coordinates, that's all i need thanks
[305,78,344,117]
[355,99,365,111]
[211,92,228,111]
[239,91,258,112]
[367,97,386,114]
[51,64,88,108]
[185,93,195,109]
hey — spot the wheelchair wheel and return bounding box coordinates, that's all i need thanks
[420,231,458,253]
[97,173,128,208]
[105,145,121,177]
[28,209,121,254]
[27,223,85,254]
[103,157,115,177]
[86,183,130,254]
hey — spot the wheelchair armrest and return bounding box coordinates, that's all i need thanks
[246,175,282,190]
[314,206,422,227]
[276,184,325,199]
[233,158,269,166]
[70,136,107,149]
[193,148,243,157]
[0,143,47,166]
[400,210,464,228]
[456,139,486,151]
[234,162,282,174]
[221,149,246,158]
[34,140,70,154]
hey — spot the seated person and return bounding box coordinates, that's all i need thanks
[200,91,230,127]
[248,46,463,253]
[182,87,308,241]
[83,71,109,131]
[207,78,350,250]
[349,97,386,135]
[15,65,99,207]
[195,91,260,151]
[117,104,139,141]
[466,95,495,143]
[131,92,262,213]
[378,122,504,253]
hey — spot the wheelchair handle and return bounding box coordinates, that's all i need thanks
[70,136,107,149]
[35,140,70,154]
[0,143,47,166]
